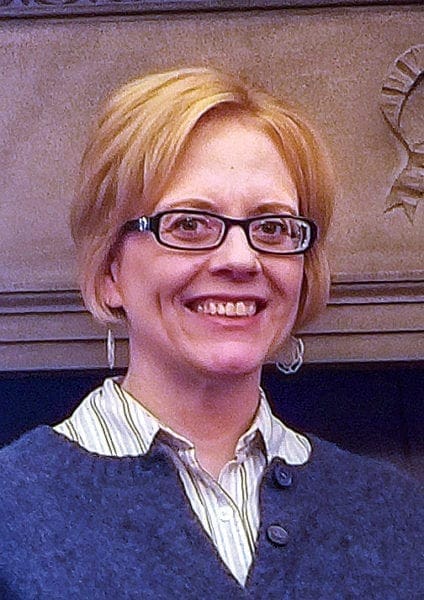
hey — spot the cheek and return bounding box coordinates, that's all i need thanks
[294,264,305,302]
[128,253,205,309]
[272,259,304,304]
[266,262,304,357]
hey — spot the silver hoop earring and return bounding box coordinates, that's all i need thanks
[276,336,304,375]
[107,329,115,370]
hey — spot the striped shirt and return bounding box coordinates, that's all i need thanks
[54,377,310,586]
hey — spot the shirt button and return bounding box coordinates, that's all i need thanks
[266,524,290,546]
[273,464,293,488]
[219,506,234,522]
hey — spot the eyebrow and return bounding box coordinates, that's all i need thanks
[159,199,298,216]
[248,202,298,216]
[162,198,216,211]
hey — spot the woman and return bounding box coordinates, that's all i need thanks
[0,67,421,598]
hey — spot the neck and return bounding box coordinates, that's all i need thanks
[122,351,262,478]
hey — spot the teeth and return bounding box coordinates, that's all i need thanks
[195,300,257,317]
[217,303,226,315]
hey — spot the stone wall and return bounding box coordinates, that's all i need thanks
[0,4,423,369]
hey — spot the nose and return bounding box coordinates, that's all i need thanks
[208,224,261,280]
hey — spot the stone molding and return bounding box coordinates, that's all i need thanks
[1,278,423,370]
[0,278,423,314]
[0,0,422,20]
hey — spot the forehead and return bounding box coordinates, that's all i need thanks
[156,110,298,215]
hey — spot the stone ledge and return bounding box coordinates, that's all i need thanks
[1,277,422,314]
[0,278,422,369]
[0,0,422,21]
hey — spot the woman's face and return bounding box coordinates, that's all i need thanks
[107,112,304,378]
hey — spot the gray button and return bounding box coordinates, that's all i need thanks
[266,524,289,546]
[273,464,293,488]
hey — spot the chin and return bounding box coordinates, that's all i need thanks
[193,343,266,377]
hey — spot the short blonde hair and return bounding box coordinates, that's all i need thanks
[71,66,335,331]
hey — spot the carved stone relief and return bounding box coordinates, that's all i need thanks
[381,45,424,223]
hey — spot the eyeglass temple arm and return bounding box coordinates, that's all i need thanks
[121,216,153,234]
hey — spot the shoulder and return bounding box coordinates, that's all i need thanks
[302,436,423,541]
[0,424,176,507]
[0,425,69,466]
[308,435,420,491]
[287,437,423,594]
[0,427,75,501]
[0,427,76,561]
[0,426,59,472]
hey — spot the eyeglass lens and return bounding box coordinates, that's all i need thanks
[159,212,310,253]
[160,213,223,247]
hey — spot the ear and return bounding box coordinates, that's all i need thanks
[102,259,124,309]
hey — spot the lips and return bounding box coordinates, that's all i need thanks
[184,297,267,318]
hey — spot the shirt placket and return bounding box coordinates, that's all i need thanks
[180,447,255,586]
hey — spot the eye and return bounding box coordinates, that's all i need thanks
[252,218,290,240]
[168,215,208,236]
[259,220,288,236]
[160,212,222,246]
[250,216,305,251]
[178,217,201,232]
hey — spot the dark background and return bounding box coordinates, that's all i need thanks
[1,362,422,479]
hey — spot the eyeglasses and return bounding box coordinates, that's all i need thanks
[121,209,317,255]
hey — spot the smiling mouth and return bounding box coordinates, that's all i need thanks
[187,299,265,318]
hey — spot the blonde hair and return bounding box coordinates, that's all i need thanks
[71,66,335,331]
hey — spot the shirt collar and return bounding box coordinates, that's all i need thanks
[235,388,310,465]
[107,377,310,465]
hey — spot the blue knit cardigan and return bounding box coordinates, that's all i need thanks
[0,426,422,599]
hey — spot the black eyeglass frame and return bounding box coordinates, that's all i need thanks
[121,209,318,255]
